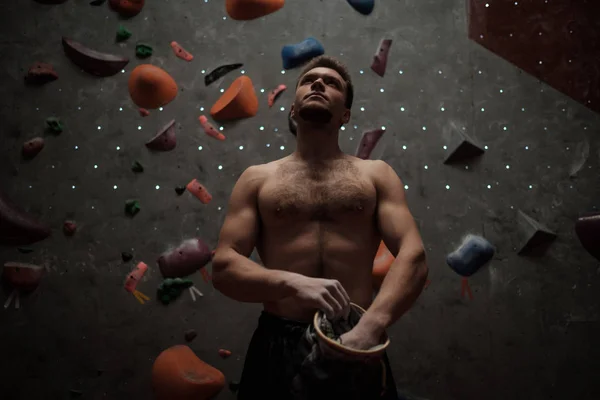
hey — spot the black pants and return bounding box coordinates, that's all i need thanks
[238,311,398,400]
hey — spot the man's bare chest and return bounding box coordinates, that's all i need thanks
[258,165,377,222]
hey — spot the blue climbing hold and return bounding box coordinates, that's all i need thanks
[446,234,494,277]
[281,37,325,70]
[347,0,374,15]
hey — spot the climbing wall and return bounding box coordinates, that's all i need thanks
[1,1,600,399]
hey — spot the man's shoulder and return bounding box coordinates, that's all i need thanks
[240,158,287,185]
[347,156,392,174]
[348,157,400,188]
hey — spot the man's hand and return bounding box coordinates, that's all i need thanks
[288,275,351,320]
[338,323,382,351]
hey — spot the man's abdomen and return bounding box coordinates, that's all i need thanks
[258,219,381,321]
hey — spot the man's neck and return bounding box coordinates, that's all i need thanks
[294,126,343,162]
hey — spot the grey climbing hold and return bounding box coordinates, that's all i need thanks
[516,210,557,256]
[443,130,485,164]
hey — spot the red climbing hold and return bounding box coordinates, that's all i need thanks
[124,262,148,293]
[63,220,77,236]
[268,84,287,107]
[170,41,194,61]
[371,38,392,77]
[356,128,385,160]
[218,349,232,359]
[22,137,45,159]
[460,277,474,300]
[25,62,58,85]
[198,115,225,141]
[2,262,45,292]
[109,0,145,17]
[139,108,150,117]
[186,179,212,204]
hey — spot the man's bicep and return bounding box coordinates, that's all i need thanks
[216,167,261,258]
[375,161,423,257]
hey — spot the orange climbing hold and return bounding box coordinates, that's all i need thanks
[226,0,285,20]
[268,84,287,107]
[186,179,213,204]
[372,241,394,289]
[128,64,178,109]
[170,41,194,61]
[210,75,258,121]
[152,345,225,400]
[198,115,225,141]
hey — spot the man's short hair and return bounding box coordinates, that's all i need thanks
[296,55,354,110]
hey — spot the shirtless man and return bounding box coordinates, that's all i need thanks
[212,55,428,399]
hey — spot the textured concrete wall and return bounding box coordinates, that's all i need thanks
[1,1,599,399]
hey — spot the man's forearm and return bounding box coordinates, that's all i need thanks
[212,252,300,303]
[360,250,428,335]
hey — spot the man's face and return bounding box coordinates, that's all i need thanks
[291,67,350,128]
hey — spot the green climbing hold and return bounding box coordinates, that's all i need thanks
[160,294,171,304]
[46,117,63,134]
[125,199,141,217]
[157,277,195,305]
[136,44,153,58]
[17,247,34,254]
[116,26,132,42]
[131,160,144,173]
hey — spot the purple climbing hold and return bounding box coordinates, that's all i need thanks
[446,234,495,277]
[371,39,392,77]
[355,128,385,160]
[281,37,325,69]
[146,120,176,151]
[575,211,600,261]
[347,0,374,15]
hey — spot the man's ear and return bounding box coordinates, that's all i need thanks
[290,103,295,119]
[342,109,351,125]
